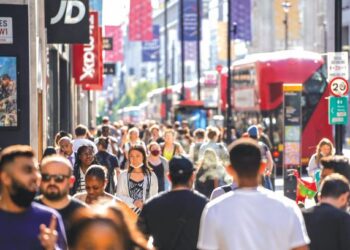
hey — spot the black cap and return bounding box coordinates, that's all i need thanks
[169,155,195,176]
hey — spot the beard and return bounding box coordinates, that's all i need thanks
[42,185,68,201]
[9,179,37,208]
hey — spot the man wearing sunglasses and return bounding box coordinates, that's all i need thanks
[36,155,85,234]
[0,145,67,249]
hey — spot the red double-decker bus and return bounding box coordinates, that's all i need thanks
[221,50,332,169]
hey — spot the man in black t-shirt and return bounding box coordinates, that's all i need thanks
[36,155,86,233]
[138,156,208,250]
[302,173,350,250]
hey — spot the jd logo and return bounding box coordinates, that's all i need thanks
[51,0,86,25]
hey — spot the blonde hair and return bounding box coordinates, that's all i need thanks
[315,138,334,165]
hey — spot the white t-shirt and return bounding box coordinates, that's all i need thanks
[197,187,310,250]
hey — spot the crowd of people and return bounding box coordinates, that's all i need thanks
[0,116,350,250]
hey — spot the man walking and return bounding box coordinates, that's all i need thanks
[58,136,76,166]
[197,138,309,250]
[36,155,86,233]
[0,145,67,249]
[138,155,208,250]
[302,173,350,250]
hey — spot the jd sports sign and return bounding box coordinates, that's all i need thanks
[45,0,89,44]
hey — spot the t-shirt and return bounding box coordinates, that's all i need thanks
[302,203,350,250]
[197,187,310,250]
[0,202,67,250]
[138,189,208,250]
[148,162,165,192]
[36,197,86,234]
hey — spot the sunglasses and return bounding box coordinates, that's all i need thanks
[41,174,70,183]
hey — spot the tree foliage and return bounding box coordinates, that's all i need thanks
[114,80,157,110]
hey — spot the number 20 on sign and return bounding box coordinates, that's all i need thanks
[329,77,349,97]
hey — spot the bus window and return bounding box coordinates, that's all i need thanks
[301,65,327,130]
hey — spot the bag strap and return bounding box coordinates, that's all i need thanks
[221,185,233,193]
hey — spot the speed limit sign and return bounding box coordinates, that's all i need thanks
[329,77,349,97]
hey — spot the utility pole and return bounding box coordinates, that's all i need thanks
[196,0,201,101]
[180,0,185,100]
[164,0,169,121]
[335,0,343,154]
[226,0,233,143]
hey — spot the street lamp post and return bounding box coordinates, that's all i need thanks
[282,1,291,50]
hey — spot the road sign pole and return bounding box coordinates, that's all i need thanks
[335,0,343,154]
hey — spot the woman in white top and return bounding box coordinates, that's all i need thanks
[307,138,334,178]
[116,145,158,213]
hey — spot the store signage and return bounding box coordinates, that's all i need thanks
[73,12,100,85]
[0,17,12,44]
[45,0,89,43]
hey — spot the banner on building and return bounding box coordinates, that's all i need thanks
[73,12,101,86]
[45,0,89,43]
[128,0,153,41]
[178,0,201,41]
[89,0,103,25]
[103,37,113,50]
[103,63,116,75]
[185,42,196,61]
[230,0,252,42]
[104,26,123,62]
[217,22,235,61]
[142,25,160,62]
[83,26,103,90]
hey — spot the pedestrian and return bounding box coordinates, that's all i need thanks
[58,136,76,166]
[247,125,274,190]
[195,148,227,198]
[257,124,272,150]
[95,137,119,194]
[42,146,57,160]
[116,145,158,213]
[67,204,149,250]
[121,127,147,169]
[319,155,350,184]
[36,155,86,234]
[302,173,350,250]
[0,145,67,249]
[96,124,121,156]
[72,124,98,154]
[74,165,118,205]
[198,126,229,165]
[307,138,334,178]
[138,155,208,250]
[71,145,99,195]
[197,138,310,250]
[148,124,165,144]
[188,128,205,166]
[160,129,183,161]
[147,141,169,192]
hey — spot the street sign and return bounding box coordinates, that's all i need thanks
[327,52,349,80]
[328,96,348,125]
[329,77,349,97]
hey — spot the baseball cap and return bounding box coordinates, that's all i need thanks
[247,125,258,139]
[169,155,195,176]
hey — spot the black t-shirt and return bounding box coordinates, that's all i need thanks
[138,189,208,250]
[36,197,86,233]
[148,162,165,192]
[302,203,350,250]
